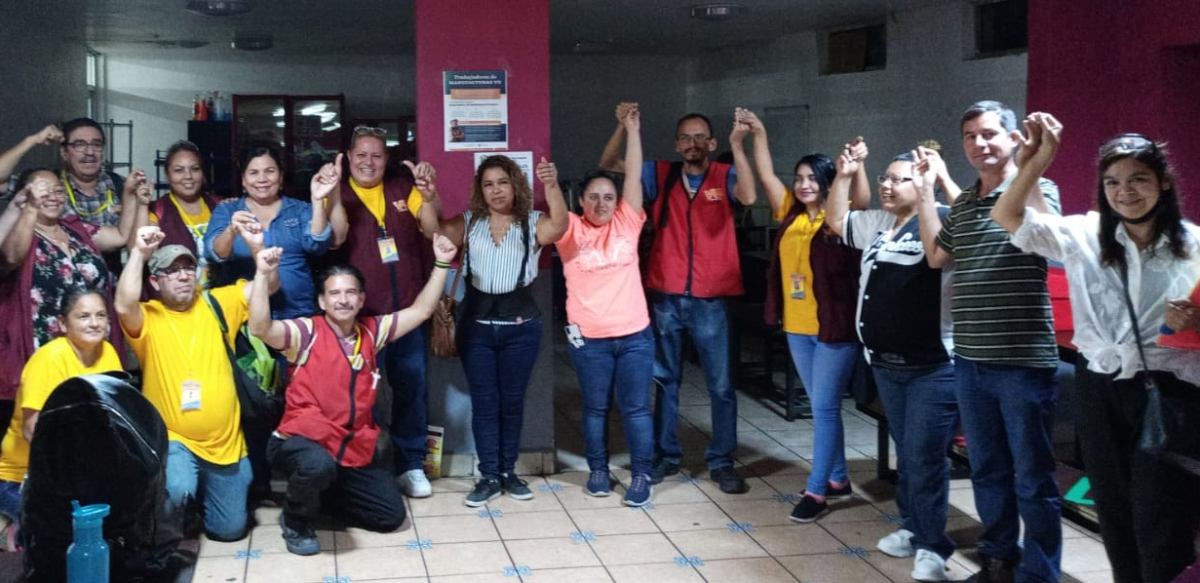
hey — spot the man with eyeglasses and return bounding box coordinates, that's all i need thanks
[598,103,756,494]
[325,125,443,499]
[115,224,280,542]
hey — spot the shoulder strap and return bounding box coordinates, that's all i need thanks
[517,215,531,288]
[1117,261,1156,389]
[658,161,684,230]
[201,291,228,335]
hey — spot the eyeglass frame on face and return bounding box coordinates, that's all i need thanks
[676,133,713,145]
[155,265,197,279]
[876,175,915,186]
[353,126,387,137]
[64,140,106,153]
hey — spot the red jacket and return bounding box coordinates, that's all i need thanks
[646,160,743,298]
[278,315,382,467]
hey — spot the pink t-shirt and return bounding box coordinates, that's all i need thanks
[556,200,650,338]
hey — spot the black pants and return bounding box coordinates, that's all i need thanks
[1075,357,1200,583]
[266,435,406,532]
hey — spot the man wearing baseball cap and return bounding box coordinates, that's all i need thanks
[115,225,280,541]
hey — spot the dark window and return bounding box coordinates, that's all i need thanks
[824,24,887,75]
[975,0,1027,57]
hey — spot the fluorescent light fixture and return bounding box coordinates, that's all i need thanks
[690,3,747,20]
[187,0,251,17]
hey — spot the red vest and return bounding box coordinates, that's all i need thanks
[278,315,381,468]
[646,160,744,297]
[325,176,432,316]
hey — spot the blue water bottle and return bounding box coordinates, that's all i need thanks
[67,500,110,583]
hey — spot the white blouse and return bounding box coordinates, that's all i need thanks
[1011,208,1200,386]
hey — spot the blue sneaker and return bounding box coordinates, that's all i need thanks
[279,514,320,556]
[586,470,611,497]
[623,473,653,507]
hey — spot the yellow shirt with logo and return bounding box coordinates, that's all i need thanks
[123,281,248,465]
[0,338,123,483]
[775,193,822,335]
[349,179,423,227]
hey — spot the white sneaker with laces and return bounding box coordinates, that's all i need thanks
[911,549,949,582]
[877,528,915,558]
[397,468,433,498]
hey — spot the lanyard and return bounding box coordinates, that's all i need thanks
[62,170,115,218]
[169,193,209,237]
[344,325,364,371]
[163,306,199,377]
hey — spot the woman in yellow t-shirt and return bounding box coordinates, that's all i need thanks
[0,289,122,545]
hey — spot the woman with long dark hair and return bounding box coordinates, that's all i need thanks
[993,114,1200,583]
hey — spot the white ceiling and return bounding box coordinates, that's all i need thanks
[58,0,943,59]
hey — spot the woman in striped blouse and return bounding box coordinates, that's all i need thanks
[421,155,568,507]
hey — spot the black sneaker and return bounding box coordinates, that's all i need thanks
[279,514,320,556]
[962,555,1016,583]
[648,459,679,485]
[826,481,854,500]
[709,466,749,494]
[789,494,829,523]
[501,473,534,500]
[464,477,502,507]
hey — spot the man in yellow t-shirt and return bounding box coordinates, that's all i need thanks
[116,225,278,541]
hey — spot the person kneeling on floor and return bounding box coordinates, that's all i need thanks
[248,234,457,556]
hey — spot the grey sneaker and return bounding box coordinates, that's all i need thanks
[501,473,534,500]
[464,477,502,507]
[279,514,320,556]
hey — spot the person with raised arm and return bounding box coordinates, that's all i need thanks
[992,114,1200,583]
[148,140,222,288]
[248,234,456,555]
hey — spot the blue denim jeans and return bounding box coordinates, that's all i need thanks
[568,326,655,476]
[786,334,857,495]
[462,318,542,477]
[955,358,1061,583]
[384,325,429,473]
[650,294,737,470]
[164,441,252,541]
[873,362,959,559]
[0,479,20,522]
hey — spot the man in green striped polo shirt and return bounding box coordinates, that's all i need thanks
[916,101,1062,583]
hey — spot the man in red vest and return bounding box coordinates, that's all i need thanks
[248,234,457,555]
[326,126,441,499]
[600,103,757,494]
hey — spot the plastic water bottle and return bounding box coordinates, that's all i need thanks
[66,500,110,583]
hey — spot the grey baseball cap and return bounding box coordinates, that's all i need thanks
[148,245,197,274]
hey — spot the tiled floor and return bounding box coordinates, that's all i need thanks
[190,345,1116,583]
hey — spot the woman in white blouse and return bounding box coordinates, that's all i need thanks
[992,113,1200,583]
[421,155,569,508]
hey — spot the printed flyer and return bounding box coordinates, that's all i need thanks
[444,70,508,151]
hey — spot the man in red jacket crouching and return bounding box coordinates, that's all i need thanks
[247,234,457,555]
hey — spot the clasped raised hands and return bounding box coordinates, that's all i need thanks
[615,102,638,126]
[403,160,438,198]
[310,153,344,203]
[1013,112,1063,172]
[431,232,457,263]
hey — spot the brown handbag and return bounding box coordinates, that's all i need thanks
[430,266,463,358]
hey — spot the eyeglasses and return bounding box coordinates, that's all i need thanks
[353,126,387,137]
[676,134,712,145]
[65,140,105,153]
[876,175,914,185]
[156,265,197,279]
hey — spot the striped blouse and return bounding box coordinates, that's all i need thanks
[462,210,544,294]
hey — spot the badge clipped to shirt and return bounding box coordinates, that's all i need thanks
[377,237,399,263]
[703,188,723,202]
[181,379,202,411]
[392,199,409,213]
[789,273,806,300]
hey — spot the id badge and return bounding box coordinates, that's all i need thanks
[789,273,806,300]
[377,237,399,263]
[564,324,585,349]
[181,379,202,411]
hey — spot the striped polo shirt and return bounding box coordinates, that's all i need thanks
[935,175,1060,368]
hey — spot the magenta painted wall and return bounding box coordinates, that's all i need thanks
[1027,0,1200,217]
[414,0,552,216]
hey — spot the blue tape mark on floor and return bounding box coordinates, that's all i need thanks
[236,550,262,559]
[503,565,533,577]
[882,514,904,525]
[678,475,701,485]
[406,538,433,550]
[674,556,705,567]
[479,509,503,518]
[838,546,869,558]
[570,531,597,543]
[539,483,563,492]
[323,577,350,583]
[775,493,799,504]
[726,522,755,533]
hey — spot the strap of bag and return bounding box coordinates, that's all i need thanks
[1117,261,1156,388]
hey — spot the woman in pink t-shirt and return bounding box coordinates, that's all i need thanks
[556,106,654,507]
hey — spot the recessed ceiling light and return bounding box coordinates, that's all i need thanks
[231,35,273,51]
[187,0,251,17]
[690,3,747,21]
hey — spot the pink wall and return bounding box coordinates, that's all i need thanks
[1027,0,1200,216]
[414,0,552,216]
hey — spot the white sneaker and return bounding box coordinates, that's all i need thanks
[877,528,915,558]
[397,469,433,498]
[911,549,949,582]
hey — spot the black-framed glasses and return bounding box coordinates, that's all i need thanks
[65,140,105,153]
[353,126,387,137]
[876,175,914,185]
[156,265,197,279]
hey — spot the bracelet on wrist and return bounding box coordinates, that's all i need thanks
[434,260,451,269]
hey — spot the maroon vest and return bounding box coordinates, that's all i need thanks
[763,207,860,343]
[152,193,219,254]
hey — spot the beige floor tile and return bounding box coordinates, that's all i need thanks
[665,528,769,561]
[493,508,578,540]
[819,498,885,523]
[588,532,682,566]
[717,498,797,527]
[694,476,779,501]
[646,501,731,532]
[252,505,283,526]
[190,555,247,582]
[748,524,848,556]
[568,506,660,536]
[1062,535,1113,575]
[777,552,892,583]
[821,519,903,550]
[198,534,250,558]
[333,525,414,550]
[865,548,973,582]
[635,480,709,505]
[696,557,799,582]
[556,486,630,510]
[769,429,817,448]
[487,489,565,514]
[429,573,519,583]
[948,487,979,518]
[423,540,514,577]
[244,549,335,582]
[739,458,812,477]
[521,566,614,582]
[250,525,337,555]
[760,474,809,495]
[416,513,501,543]
[607,562,706,583]
[505,536,602,569]
[946,515,985,548]
[410,491,490,518]
[431,477,479,493]
[336,545,428,580]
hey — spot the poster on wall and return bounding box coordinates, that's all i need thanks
[474,151,534,191]
[444,70,508,151]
